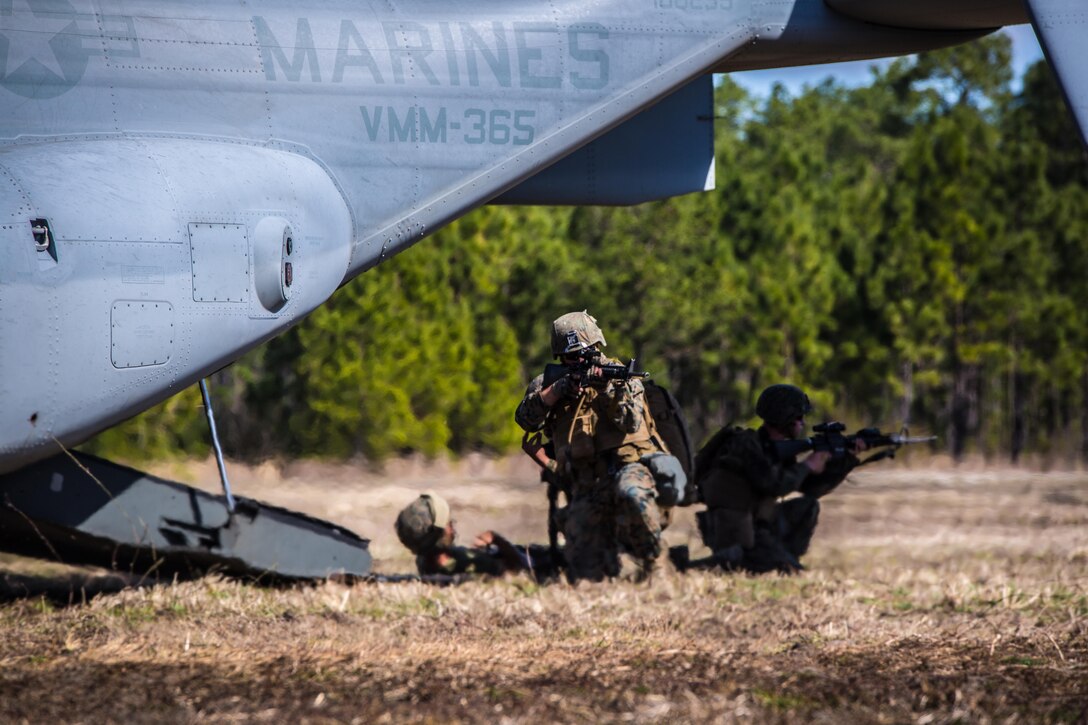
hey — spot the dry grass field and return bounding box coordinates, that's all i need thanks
[1,455,1086,723]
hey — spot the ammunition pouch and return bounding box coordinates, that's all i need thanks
[569,414,596,461]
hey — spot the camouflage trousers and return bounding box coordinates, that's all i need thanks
[564,462,662,582]
[614,462,663,563]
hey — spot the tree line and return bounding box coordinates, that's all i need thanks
[86,36,1088,465]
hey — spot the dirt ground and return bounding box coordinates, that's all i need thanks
[1,455,1086,723]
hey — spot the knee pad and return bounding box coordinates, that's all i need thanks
[639,453,687,507]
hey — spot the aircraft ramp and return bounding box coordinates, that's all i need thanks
[0,452,371,582]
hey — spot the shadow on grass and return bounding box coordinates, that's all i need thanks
[0,570,155,606]
[2,644,1086,724]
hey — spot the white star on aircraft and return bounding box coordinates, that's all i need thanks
[1,0,73,80]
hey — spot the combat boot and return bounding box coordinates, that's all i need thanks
[668,544,690,573]
[634,546,673,582]
[616,551,642,581]
[713,544,744,570]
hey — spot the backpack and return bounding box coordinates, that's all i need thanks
[644,380,698,506]
[694,424,754,505]
[693,424,740,478]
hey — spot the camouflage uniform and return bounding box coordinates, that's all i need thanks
[415,545,507,577]
[692,385,858,573]
[396,493,561,581]
[419,544,562,580]
[516,358,664,582]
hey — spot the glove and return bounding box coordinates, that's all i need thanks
[551,374,580,400]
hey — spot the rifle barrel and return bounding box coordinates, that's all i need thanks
[889,435,937,445]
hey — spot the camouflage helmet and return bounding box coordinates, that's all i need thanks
[755,384,813,429]
[550,310,606,357]
[394,493,451,554]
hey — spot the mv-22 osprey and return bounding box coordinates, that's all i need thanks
[0,0,1084,580]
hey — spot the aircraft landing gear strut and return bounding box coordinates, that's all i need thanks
[199,378,236,514]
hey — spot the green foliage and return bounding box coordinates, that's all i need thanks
[85,36,1088,463]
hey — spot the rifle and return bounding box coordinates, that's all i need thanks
[544,469,563,570]
[522,431,566,572]
[772,421,936,466]
[542,356,649,389]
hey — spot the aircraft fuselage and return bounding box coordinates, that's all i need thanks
[0,0,1034,471]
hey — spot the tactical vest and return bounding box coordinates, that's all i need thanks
[695,426,793,524]
[550,383,658,481]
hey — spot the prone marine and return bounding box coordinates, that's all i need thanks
[394,492,562,581]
